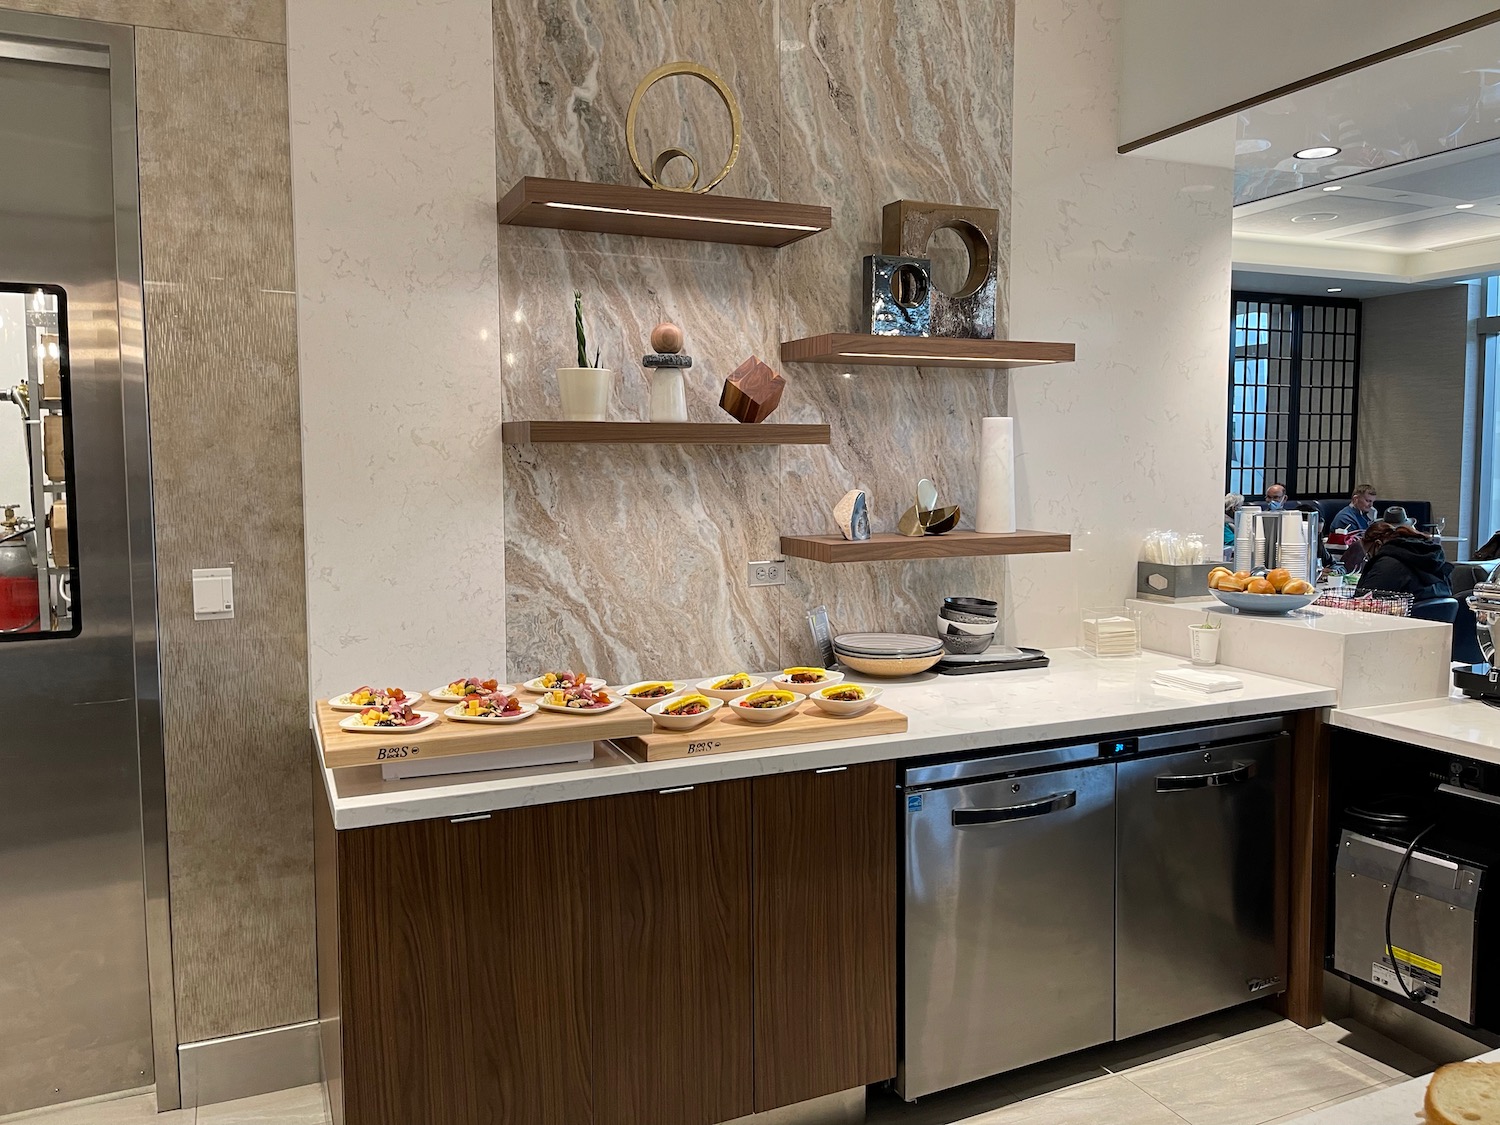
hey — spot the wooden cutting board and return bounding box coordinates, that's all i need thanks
[616,702,907,762]
[316,699,651,769]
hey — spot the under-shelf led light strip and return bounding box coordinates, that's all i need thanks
[837,351,1060,364]
[542,201,821,232]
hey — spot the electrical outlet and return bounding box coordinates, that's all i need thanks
[748,559,787,587]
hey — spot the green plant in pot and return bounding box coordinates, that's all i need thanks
[557,290,612,422]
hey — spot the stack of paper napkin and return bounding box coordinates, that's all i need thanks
[1152,668,1244,693]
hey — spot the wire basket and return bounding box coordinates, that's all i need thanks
[1312,589,1414,617]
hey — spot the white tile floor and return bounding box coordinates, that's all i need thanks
[4,1010,1442,1125]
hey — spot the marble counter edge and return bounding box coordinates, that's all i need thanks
[317,655,1338,829]
[1327,693,1500,765]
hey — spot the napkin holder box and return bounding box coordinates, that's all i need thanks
[1137,562,1217,602]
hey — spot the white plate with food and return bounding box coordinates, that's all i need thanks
[428,677,504,703]
[444,699,537,725]
[727,688,801,725]
[521,673,607,694]
[621,681,682,709]
[807,682,882,717]
[696,672,766,701]
[646,693,722,731]
[771,667,845,695]
[338,710,438,733]
[328,687,423,712]
[537,684,622,715]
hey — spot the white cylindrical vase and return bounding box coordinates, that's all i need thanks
[976,416,1016,533]
[648,368,687,422]
[557,367,613,422]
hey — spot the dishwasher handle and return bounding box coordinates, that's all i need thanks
[1155,761,1257,792]
[952,790,1077,826]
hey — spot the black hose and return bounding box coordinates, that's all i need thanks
[1384,823,1437,1002]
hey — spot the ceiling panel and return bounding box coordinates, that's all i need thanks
[1234,195,1429,236]
[1326,210,1500,249]
[1375,149,1500,197]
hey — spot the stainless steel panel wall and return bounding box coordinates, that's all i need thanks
[0,46,153,1115]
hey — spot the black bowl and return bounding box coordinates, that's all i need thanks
[942,596,998,619]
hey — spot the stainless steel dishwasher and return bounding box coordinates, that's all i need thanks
[900,743,1116,1100]
[899,718,1289,1100]
[1114,719,1289,1039]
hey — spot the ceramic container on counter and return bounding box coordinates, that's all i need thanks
[808,683,882,718]
[621,681,682,709]
[646,693,722,731]
[696,673,766,701]
[727,689,801,724]
[771,668,845,696]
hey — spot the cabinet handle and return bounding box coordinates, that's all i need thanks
[449,813,491,824]
[814,766,848,775]
[952,790,1077,826]
[1156,762,1256,792]
[658,785,695,795]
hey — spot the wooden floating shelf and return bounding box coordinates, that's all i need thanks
[779,529,1073,564]
[780,333,1076,369]
[497,177,832,248]
[500,421,831,445]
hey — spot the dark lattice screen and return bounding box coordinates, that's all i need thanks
[1227,293,1360,499]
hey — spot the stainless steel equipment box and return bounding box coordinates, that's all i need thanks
[1136,561,1217,602]
[1333,829,1483,1023]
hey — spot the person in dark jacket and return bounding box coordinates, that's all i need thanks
[1355,521,1454,600]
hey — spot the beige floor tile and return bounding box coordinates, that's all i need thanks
[1104,1009,1290,1076]
[0,1092,192,1125]
[1257,1084,1384,1124]
[1305,1019,1436,1080]
[196,1085,327,1125]
[968,1075,1190,1125]
[1122,1025,1389,1125]
[867,1071,1021,1125]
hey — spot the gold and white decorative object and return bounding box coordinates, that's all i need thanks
[976,417,1016,534]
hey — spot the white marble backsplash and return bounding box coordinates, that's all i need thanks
[1006,0,1234,651]
[289,0,507,698]
[495,0,1020,681]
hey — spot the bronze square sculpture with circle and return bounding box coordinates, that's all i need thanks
[880,199,1000,339]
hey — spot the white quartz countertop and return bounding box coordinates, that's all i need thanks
[1298,1050,1499,1123]
[318,648,1337,829]
[1329,687,1500,765]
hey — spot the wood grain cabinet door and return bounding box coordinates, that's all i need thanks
[591,780,754,1125]
[465,803,593,1125]
[752,762,898,1111]
[339,818,478,1125]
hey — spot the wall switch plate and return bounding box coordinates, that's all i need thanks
[192,566,234,620]
[748,559,787,587]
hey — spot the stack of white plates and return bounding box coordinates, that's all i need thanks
[834,632,944,677]
[1083,615,1139,656]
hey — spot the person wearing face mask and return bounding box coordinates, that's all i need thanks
[1264,482,1290,510]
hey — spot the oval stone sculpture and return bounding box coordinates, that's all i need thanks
[833,489,871,541]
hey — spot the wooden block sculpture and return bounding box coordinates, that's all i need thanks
[881,199,1000,339]
[719,355,785,423]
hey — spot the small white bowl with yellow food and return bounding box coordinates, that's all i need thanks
[645,693,722,731]
[696,672,767,701]
[807,682,882,718]
[770,667,845,696]
[727,688,801,725]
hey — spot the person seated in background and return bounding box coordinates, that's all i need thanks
[1224,492,1243,556]
[1354,518,1453,600]
[1331,484,1378,534]
[1264,482,1289,510]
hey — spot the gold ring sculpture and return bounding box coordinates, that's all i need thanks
[626,61,742,193]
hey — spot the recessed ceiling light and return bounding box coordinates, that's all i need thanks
[1327,288,1343,293]
[1322,185,1343,192]
[1291,212,1339,223]
[1456,203,1476,209]
[1295,146,1341,160]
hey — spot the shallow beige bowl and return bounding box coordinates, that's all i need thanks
[835,651,943,677]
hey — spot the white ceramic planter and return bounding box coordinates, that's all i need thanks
[648,368,688,422]
[557,367,612,422]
